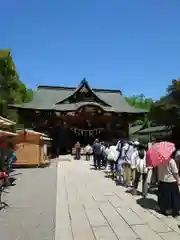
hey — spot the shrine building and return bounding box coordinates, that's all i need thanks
[10,79,147,154]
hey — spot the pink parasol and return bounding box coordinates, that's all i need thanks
[146,141,176,167]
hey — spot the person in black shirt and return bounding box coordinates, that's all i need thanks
[93,139,102,169]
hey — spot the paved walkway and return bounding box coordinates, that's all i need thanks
[55,158,180,240]
[0,162,57,240]
[1,157,180,240]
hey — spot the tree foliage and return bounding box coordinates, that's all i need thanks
[0,49,33,121]
[150,79,180,127]
[126,94,153,126]
[126,94,153,110]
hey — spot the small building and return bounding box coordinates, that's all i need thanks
[13,129,52,167]
[10,79,147,154]
[132,125,172,143]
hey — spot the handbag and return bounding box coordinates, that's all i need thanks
[107,150,114,161]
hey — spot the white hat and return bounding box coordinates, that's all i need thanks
[134,141,140,145]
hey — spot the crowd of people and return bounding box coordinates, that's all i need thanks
[75,139,180,218]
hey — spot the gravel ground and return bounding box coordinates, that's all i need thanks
[0,162,57,240]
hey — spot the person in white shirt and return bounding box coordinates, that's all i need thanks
[105,144,112,173]
[121,141,134,187]
[105,144,119,176]
[115,140,128,184]
[84,144,92,161]
[132,145,149,197]
[157,151,180,217]
[131,141,140,184]
[110,144,118,172]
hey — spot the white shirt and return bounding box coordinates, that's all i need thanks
[123,143,129,151]
[132,150,148,174]
[109,145,119,161]
[131,149,138,169]
[125,145,135,164]
[105,147,111,154]
[85,145,92,153]
[119,143,129,159]
[158,158,178,183]
[175,150,180,161]
[116,141,122,152]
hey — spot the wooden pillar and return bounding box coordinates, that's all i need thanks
[105,122,111,140]
[122,113,129,138]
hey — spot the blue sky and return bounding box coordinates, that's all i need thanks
[1,0,180,99]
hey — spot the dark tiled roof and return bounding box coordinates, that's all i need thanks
[138,126,171,134]
[11,80,148,113]
[129,125,144,135]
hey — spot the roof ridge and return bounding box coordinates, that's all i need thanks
[37,85,122,94]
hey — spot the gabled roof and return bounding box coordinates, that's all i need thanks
[11,79,148,113]
[138,125,171,134]
[56,79,110,107]
[129,125,144,135]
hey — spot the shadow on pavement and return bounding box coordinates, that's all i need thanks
[90,167,98,171]
[0,202,9,210]
[90,164,94,167]
[148,187,158,195]
[125,188,142,196]
[8,177,16,186]
[136,197,157,210]
[10,172,22,177]
[104,175,113,179]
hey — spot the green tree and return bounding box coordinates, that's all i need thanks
[126,94,153,110]
[150,79,180,126]
[149,79,180,143]
[0,49,33,121]
[126,94,153,126]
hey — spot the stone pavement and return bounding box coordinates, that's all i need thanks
[55,158,180,240]
[0,162,57,240]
